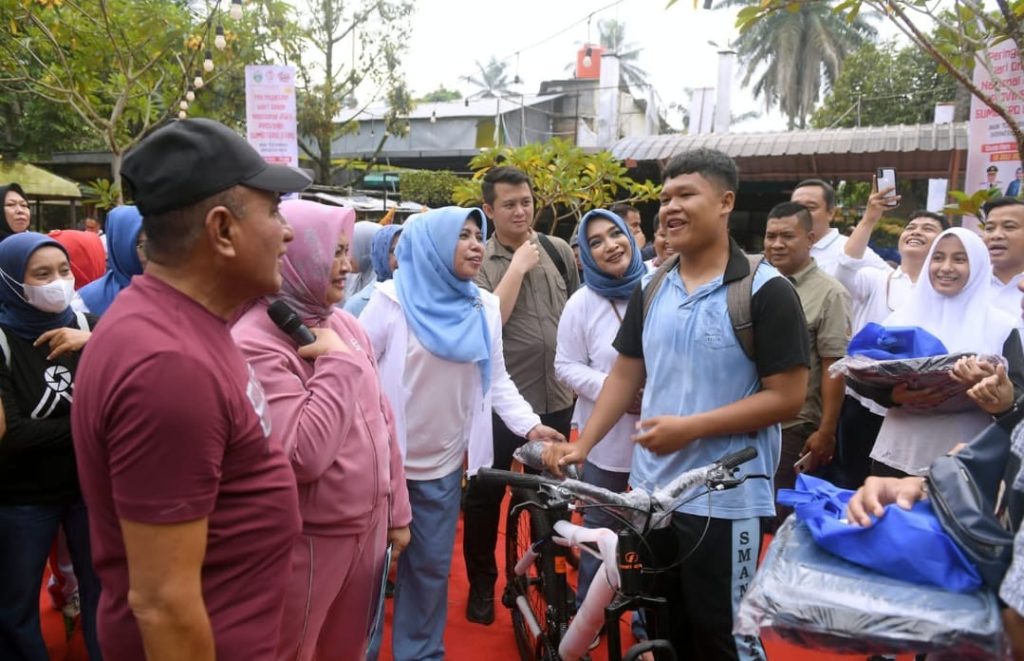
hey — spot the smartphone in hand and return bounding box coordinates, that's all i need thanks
[794,452,814,474]
[876,167,899,208]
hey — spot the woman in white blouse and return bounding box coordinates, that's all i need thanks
[554,208,647,611]
[360,206,563,660]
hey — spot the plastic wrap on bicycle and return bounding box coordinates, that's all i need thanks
[736,518,1003,657]
[513,441,582,480]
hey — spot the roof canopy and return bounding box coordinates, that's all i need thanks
[612,123,968,181]
[0,161,82,198]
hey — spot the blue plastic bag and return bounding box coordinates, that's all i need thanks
[777,474,983,593]
[848,322,948,360]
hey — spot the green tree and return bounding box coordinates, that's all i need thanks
[451,139,661,235]
[417,85,462,103]
[462,57,511,99]
[290,0,414,183]
[728,0,1024,161]
[0,0,293,198]
[596,19,650,90]
[719,0,875,129]
[811,41,958,128]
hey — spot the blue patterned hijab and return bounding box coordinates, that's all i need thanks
[577,209,646,300]
[393,207,491,393]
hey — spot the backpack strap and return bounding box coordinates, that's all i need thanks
[75,311,91,332]
[641,254,678,323]
[641,252,760,362]
[535,233,573,294]
[726,254,762,362]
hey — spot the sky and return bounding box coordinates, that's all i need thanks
[401,0,779,131]
[283,0,908,134]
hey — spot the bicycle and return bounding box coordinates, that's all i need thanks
[478,441,763,661]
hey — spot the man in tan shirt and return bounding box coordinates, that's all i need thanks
[764,201,851,530]
[463,166,577,624]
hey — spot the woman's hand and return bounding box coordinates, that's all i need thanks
[296,327,350,360]
[388,526,411,563]
[967,363,1015,414]
[34,327,90,360]
[891,382,947,409]
[951,355,997,387]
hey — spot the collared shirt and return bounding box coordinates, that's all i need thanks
[811,228,888,277]
[834,255,915,334]
[834,255,916,416]
[783,259,851,430]
[614,240,810,519]
[476,233,580,414]
[991,272,1024,325]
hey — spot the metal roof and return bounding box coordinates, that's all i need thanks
[611,122,968,162]
[334,94,564,123]
[610,122,969,181]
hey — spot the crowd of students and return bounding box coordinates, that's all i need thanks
[3,116,1024,661]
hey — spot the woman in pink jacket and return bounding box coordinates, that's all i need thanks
[231,200,411,661]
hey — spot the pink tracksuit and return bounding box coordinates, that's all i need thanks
[232,302,411,661]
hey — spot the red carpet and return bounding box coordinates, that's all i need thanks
[41,496,908,660]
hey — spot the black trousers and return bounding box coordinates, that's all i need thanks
[462,406,573,589]
[641,513,768,661]
[833,394,885,489]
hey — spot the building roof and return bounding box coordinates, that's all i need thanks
[0,161,82,198]
[612,122,969,181]
[334,93,563,123]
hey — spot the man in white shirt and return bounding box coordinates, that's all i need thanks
[831,184,948,488]
[982,197,1024,320]
[791,178,888,276]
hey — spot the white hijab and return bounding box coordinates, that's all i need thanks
[884,227,1017,354]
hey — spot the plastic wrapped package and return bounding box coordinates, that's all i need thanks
[829,353,1005,414]
[735,518,1005,658]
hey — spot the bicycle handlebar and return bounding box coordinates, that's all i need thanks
[719,446,758,470]
[476,468,559,490]
[477,444,760,530]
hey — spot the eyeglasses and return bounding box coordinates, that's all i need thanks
[4,202,29,210]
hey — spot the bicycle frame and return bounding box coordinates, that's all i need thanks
[482,443,761,661]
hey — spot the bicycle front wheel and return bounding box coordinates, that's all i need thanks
[504,495,561,660]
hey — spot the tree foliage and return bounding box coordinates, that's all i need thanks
[722,0,875,129]
[417,85,462,103]
[289,0,414,184]
[399,169,462,207]
[451,139,661,235]
[811,41,958,128]
[462,57,511,99]
[0,0,297,197]
[597,19,650,91]
[733,0,1024,159]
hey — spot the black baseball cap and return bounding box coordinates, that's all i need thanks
[121,118,312,216]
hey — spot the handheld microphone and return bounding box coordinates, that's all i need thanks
[267,300,317,347]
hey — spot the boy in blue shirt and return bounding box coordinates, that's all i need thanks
[545,148,810,660]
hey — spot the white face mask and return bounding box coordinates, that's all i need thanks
[23,277,75,313]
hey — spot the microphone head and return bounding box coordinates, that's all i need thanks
[267,300,303,334]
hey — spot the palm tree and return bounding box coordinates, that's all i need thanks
[721,0,875,129]
[462,56,511,99]
[597,19,650,91]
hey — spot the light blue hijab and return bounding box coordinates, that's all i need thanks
[393,206,491,393]
[577,208,646,300]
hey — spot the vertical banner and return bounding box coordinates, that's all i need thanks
[966,42,1024,210]
[245,65,298,167]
